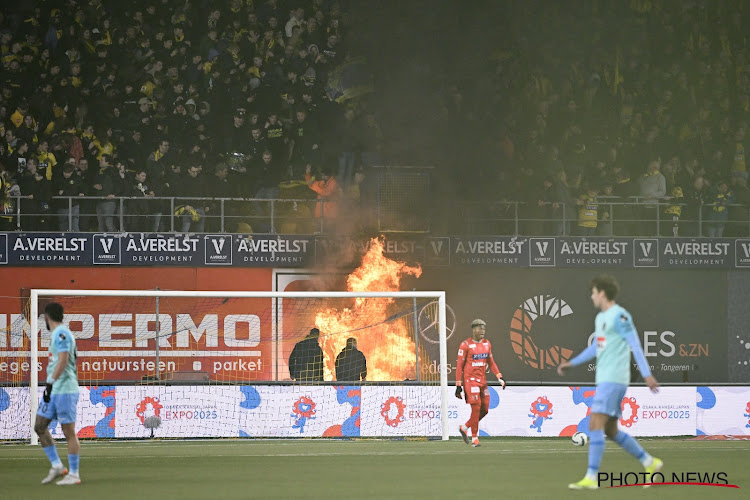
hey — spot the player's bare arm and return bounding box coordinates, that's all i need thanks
[644,375,659,393]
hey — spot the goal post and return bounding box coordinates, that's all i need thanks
[24,289,449,444]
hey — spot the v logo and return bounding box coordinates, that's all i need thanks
[212,238,225,254]
[100,239,113,254]
[430,240,444,254]
[535,241,549,255]
[639,242,652,255]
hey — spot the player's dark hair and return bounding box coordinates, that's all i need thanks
[590,274,619,301]
[44,302,64,322]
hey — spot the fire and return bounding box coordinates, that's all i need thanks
[314,238,422,381]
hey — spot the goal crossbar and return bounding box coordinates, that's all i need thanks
[28,289,449,443]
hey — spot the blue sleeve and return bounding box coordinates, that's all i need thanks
[568,343,597,367]
[614,312,652,378]
[53,329,71,353]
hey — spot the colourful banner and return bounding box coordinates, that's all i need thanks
[3,385,747,440]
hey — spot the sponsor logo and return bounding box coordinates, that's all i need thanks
[291,395,316,433]
[529,396,553,432]
[454,238,525,254]
[530,238,555,267]
[735,240,750,267]
[509,295,575,369]
[136,396,163,425]
[0,312,262,350]
[314,237,450,265]
[124,235,199,264]
[663,241,730,266]
[381,396,406,427]
[417,301,457,344]
[426,237,450,266]
[11,235,88,252]
[93,234,121,264]
[238,237,309,254]
[620,396,639,427]
[0,234,7,264]
[639,403,691,420]
[126,236,198,253]
[559,240,627,255]
[663,242,729,256]
[239,236,310,264]
[453,237,526,265]
[472,353,489,360]
[744,402,750,429]
[633,239,658,267]
[11,235,87,263]
[204,235,232,265]
[559,239,628,265]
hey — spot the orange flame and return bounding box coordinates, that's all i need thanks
[314,238,422,381]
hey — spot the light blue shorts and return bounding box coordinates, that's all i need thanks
[592,382,628,418]
[37,393,79,424]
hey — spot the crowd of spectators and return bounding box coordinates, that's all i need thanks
[422,0,750,237]
[0,0,377,234]
[3,1,750,237]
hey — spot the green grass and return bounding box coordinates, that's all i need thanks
[0,438,747,499]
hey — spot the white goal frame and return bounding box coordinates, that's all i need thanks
[29,289,448,444]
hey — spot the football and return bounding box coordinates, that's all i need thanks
[572,432,588,446]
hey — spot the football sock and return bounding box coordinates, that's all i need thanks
[468,404,481,437]
[613,430,649,464]
[43,445,63,468]
[586,429,605,480]
[68,454,79,475]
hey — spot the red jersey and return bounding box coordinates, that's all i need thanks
[456,337,501,386]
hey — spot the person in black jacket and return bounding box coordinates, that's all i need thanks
[206,163,232,232]
[178,163,209,232]
[93,155,117,232]
[253,150,282,232]
[18,158,51,231]
[288,328,324,382]
[75,158,95,231]
[53,164,85,231]
[335,338,367,382]
[126,169,157,232]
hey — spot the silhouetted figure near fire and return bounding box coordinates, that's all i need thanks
[289,328,324,382]
[335,338,367,382]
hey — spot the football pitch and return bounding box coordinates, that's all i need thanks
[0,438,746,499]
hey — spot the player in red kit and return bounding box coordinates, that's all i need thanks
[455,319,505,447]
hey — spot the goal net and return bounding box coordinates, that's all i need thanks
[0,290,448,443]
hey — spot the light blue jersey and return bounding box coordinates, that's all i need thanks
[595,304,638,385]
[569,303,651,386]
[47,324,79,395]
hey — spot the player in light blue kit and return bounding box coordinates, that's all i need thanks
[557,274,662,490]
[35,302,81,486]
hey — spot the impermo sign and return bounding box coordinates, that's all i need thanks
[0,313,261,349]
[0,312,268,383]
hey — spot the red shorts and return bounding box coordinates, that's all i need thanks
[464,384,489,405]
